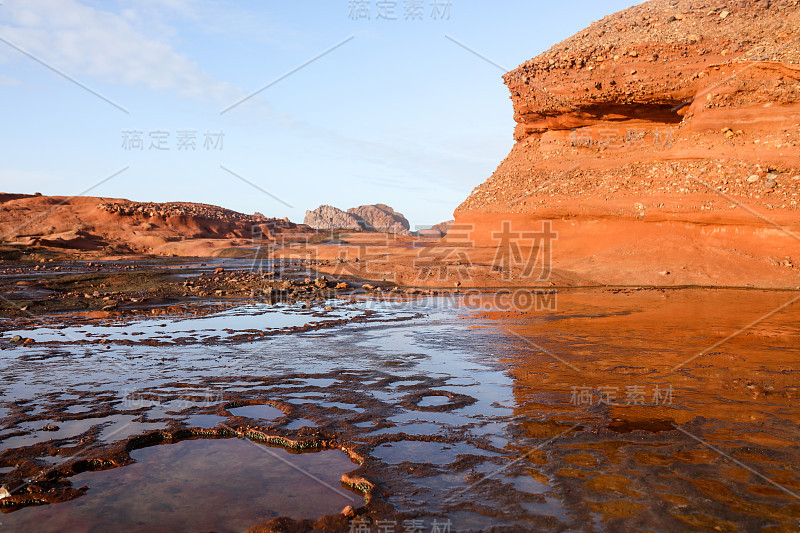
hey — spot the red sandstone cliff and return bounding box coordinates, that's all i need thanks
[455,0,800,288]
[0,194,311,257]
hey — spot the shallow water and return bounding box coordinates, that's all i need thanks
[3,301,371,345]
[1,289,799,531]
[227,403,284,420]
[0,439,358,533]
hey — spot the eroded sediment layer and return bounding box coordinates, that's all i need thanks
[455,0,800,287]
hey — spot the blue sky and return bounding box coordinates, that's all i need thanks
[0,0,640,228]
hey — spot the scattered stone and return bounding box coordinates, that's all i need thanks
[335,282,349,290]
[341,505,356,518]
[362,284,376,291]
[0,485,10,500]
[747,175,760,183]
[41,425,59,431]
[719,10,730,19]
[10,335,22,342]
[214,267,225,274]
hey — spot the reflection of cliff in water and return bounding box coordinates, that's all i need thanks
[496,288,800,530]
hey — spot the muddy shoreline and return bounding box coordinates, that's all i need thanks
[1,259,799,532]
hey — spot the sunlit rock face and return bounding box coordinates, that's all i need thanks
[305,204,411,234]
[455,0,800,288]
[347,204,411,234]
[304,205,363,231]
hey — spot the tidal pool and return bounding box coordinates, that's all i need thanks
[0,439,358,533]
[227,403,284,420]
[3,302,372,345]
[1,289,799,531]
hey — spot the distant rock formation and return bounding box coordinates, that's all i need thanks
[97,201,269,223]
[416,220,453,238]
[304,204,410,234]
[431,220,454,235]
[0,194,312,257]
[303,205,362,231]
[347,204,410,234]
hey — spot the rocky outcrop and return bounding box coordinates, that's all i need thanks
[97,201,272,223]
[417,220,454,238]
[0,194,312,257]
[303,205,362,231]
[431,220,454,234]
[347,204,410,234]
[454,0,800,288]
[305,204,410,234]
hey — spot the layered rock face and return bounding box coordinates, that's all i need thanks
[455,0,800,287]
[305,204,411,234]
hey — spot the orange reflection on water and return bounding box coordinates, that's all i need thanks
[476,288,800,530]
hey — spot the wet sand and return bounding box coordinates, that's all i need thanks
[1,260,798,531]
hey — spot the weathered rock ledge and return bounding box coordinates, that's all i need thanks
[454,0,800,288]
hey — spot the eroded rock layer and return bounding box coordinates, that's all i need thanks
[0,194,311,257]
[455,0,800,287]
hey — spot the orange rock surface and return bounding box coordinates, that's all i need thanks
[0,194,311,258]
[455,0,800,288]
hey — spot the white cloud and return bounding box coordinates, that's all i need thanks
[0,0,244,104]
[0,75,21,86]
